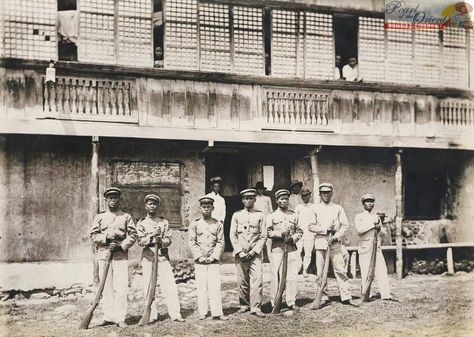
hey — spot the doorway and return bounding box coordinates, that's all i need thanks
[334,14,359,75]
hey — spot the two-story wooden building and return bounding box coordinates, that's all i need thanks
[1,0,473,284]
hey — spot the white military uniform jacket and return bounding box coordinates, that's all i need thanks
[309,202,349,250]
[355,210,386,254]
[266,209,303,253]
[230,208,267,257]
[137,215,172,262]
[188,217,224,264]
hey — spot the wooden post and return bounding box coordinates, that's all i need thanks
[447,247,454,275]
[310,146,322,200]
[0,136,7,245]
[91,136,100,286]
[395,149,404,280]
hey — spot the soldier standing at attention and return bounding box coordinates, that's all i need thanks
[266,189,303,311]
[230,188,267,318]
[137,194,185,323]
[205,176,226,223]
[188,196,228,321]
[288,179,304,211]
[294,188,317,276]
[90,187,137,327]
[355,194,395,301]
[309,183,357,306]
[254,181,274,265]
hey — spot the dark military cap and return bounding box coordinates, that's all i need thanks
[144,194,161,203]
[103,187,121,198]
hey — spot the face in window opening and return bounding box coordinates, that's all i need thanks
[200,202,214,217]
[155,47,163,60]
[211,182,221,195]
[242,195,256,209]
[145,200,159,215]
[348,57,358,68]
[277,195,289,209]
[320,191,333,203]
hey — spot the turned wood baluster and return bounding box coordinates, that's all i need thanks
[77,80,85,114]
[56,78,64,113]
[123,83,130,116]
[97,81,104,115]
[277,92,283,124]
[70,79,78,113]
[267,92,274,123]
[288,93,294,124]
[321,95,328,125]
[117,83,124,115]
[309,95,316,125]
[64,79,71,113]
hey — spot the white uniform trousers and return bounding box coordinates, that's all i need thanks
[315,248,352,302]
[265,238,273,265]
[141,259,182,320]
[296,234,316,273]
[270,251,299,306]
[98,259,129,323]
[358,248,392,299]
[194,263,224,317]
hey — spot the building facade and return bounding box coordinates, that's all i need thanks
[1,0,473,281]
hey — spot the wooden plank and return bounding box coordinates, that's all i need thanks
[395,149,403,280]
[90,136,100,286]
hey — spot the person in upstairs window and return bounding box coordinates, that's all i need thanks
[342,57,363,82]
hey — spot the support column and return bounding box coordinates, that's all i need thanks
[310,146,322,198]
[395,149,404,280]
[0,136,7,260]
[91,136,100,285]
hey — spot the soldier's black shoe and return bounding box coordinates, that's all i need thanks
[97,320,115,327]
[382,297,399,302]
[342,300,360,307]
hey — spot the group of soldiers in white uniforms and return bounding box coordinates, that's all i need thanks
[89,176,395,327]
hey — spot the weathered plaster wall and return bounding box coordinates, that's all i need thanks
[452,153,474,242]
[293,147,396,246]
[0,135,91,262]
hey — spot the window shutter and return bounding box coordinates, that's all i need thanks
[414,29,440,87]
[164,0,199,70]
[358,17,385,82]
[304,12,333,80]
[386,22,414,84]
[442,28,468,88]
[271,9,298,77]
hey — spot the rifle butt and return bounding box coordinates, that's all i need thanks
[138,308,151,326]
[78,307,94,329]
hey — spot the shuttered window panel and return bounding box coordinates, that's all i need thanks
[3,0,57,60]
[117,0,153,67]
[78,0,115,64]
[386,21,414,84]
[164,0,199,70]
[442,28,468,88]
[272,10,298,77]
[198,2,231,72]
[358,17,385,82]
[414,29,440,87]
[304,12,333,80]
[470,31,474,89]
[233,6,264,76]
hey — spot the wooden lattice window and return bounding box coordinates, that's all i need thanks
[414,29,440,87]
[386,22,414,84]
[442,28,468,88]
[271,9,333,79]
[117,0,153,67]
[164,0,199,70]
[78,0,115,64]
[233,6,265,76]
[198,2,231,72]
[470,31,474,89]
[2,0,57,60]
[358,17,385,82]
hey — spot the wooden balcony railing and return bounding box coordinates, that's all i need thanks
[439,99,474,127]
[41,76,138,123]
[263,88,332,130]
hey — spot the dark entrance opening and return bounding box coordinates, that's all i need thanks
[334,14,358,76]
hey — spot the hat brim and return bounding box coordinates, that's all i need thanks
[319,188,333,192]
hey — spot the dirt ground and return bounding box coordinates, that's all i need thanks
[1,266,473,337]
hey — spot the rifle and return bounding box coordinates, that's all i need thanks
[138,238,161,326]
[311,232,333,310]
[271,241,288,314]
[79,250,114,329]
[361,214,383,302]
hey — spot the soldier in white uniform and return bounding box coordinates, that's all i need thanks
[230,188,267,317]
[188,196,228,321]
[90,187,137,327]
[355,194,395,301]
[309,183,357,306]
[294,188,317,276]
[254,181,274,265]
[266,189,303,310]
[137,194,185,323]
[205,176,226,223]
